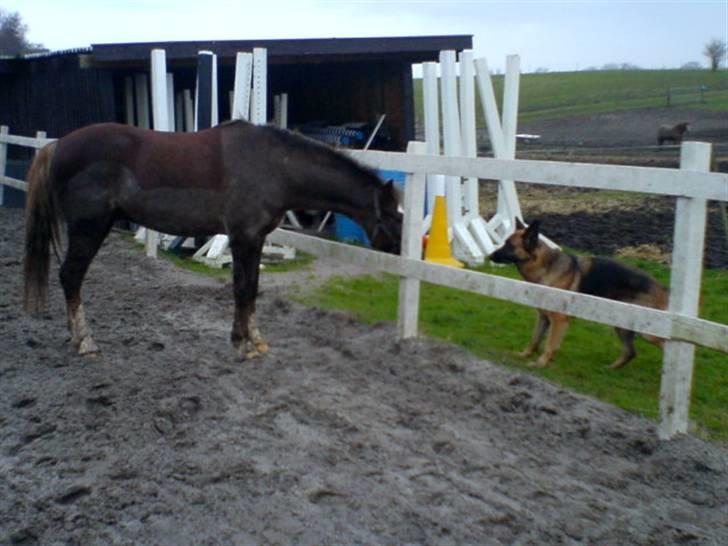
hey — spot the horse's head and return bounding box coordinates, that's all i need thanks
[676,122,690,134]
[366,180,402,254]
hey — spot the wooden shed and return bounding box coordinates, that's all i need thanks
[0,35,472,150]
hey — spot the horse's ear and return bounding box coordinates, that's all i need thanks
[383,179,402,205]
[514,217,526,230]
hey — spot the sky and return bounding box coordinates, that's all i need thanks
[6,0,728,73]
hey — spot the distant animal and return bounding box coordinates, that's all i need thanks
[489,219,667,369]
[23,121,402,360]
[657,122,689,145]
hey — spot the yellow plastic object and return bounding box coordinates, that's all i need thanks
[424,195,464,268]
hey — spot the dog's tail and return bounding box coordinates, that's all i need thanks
[23,141,62,315]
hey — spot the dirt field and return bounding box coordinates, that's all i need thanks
[2,202,727,545]
[475,107,728,269]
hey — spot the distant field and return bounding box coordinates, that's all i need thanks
[413,69,728,124]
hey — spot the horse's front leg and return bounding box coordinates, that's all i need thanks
[229,237,268,360]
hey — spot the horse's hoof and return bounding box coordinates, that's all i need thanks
[255,342,270,354]
[237,343,261,361]
[528,359,549,369]
[78,337,101,357]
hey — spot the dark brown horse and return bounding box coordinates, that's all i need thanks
[657,122,689,145]
[23,121,402,359]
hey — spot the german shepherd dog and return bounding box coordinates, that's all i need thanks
[490,219,668,369]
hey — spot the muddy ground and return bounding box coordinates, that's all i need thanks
[477,106,728,269]
[1,201,728,545]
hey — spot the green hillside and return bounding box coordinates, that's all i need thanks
[414,69,728,124]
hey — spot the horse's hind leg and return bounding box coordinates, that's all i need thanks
[60,218,113,356]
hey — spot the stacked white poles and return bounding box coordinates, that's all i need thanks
[421,50,525,264]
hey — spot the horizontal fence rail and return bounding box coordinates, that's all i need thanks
[349,150,728,201]
[268,229,728,354]
[0,128,56,194]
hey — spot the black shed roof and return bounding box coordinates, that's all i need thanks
[90,35,472,65]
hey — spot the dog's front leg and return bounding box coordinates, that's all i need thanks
[532,312,569,368]
[519,311,549,358]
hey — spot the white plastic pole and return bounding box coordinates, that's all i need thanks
[150,51,170,132]
[459,50,478,219]
[183,90,193,132]
[147,49,171,258]
[439,50,462,225]
[211,54,219,126]
[498,54,523,223]
[231,52,253,120]
[166,73,175,131]
[251,48,267,125]
[423,62,444,213]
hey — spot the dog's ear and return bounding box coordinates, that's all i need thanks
[514,217,526,230]
[523,220,541,251]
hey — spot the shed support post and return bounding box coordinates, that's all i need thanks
[658,142,711,439]
[124,77,135,125]
[133,74,150,130]
[397,141,427,339]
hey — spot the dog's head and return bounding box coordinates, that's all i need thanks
[489,218,541,264]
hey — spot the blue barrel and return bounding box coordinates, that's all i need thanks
[333,169,406,246]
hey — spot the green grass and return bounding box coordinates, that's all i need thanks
[414,68,728,124]
[300,259,728,443]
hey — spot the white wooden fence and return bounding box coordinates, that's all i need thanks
[2,128,727,439]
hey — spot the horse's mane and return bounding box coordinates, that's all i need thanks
[224,119,383,188]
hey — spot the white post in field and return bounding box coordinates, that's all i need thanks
[166,73,175,131]
[658,142,711,439]
[251,48,267,125]
[422,61,444,220]
[183,90,194,132]
[146,48,171,258]
[459,50,496,255]
[274,93,288,128]
[397,141,427,339]
[211,54,219,126]
[498,54,523,224]
[439,50,462,225]
[475,55,523,245]
[232,52,253,120]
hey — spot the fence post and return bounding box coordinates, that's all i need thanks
[0,126,8,207]
[397,141,427,339]
[658,141,711,439]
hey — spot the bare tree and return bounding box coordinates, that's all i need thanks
[703,38,726,71]
[0,9,45,56]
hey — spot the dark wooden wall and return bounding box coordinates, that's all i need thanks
[1,53,416,150]
[0,54,117,140]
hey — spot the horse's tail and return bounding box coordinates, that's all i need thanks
[23,141,61,315]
